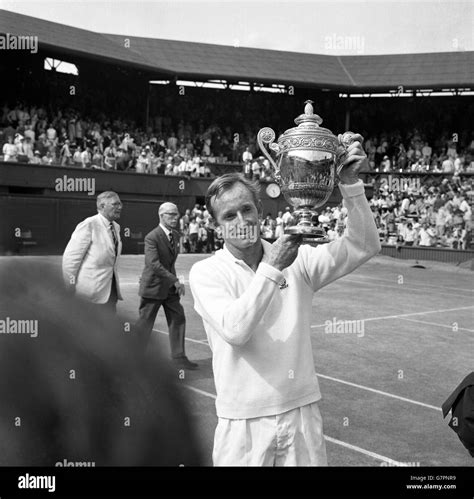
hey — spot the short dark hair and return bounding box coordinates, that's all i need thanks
[205,173,261,220]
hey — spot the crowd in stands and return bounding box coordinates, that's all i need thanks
[362,130,474,175]
[2,102,474,176]
[0,103,220,177]
[1,102,472,250]
[176,174,472,253]
[369,174,472,249]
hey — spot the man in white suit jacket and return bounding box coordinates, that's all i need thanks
[62,191,123,312]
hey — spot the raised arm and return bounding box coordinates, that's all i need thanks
[298,180,381,291]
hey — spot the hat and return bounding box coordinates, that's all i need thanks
[34,150,40,155]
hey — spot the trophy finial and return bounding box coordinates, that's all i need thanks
[294,100,323,126]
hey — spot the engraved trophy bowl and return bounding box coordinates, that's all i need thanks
[257,100,356,243]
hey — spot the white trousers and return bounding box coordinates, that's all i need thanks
[213,402,327,466]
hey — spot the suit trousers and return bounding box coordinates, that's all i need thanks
[136,290,186,358]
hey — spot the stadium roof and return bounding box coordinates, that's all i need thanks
[1,9,474,91]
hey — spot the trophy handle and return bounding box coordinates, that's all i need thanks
[336,131,358,177]
[257,127,281,183]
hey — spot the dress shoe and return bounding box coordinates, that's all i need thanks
[172,356,198,370]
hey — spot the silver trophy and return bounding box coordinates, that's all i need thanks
[258,100,356,242]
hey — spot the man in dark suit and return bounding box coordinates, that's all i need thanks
[136,202,198,370]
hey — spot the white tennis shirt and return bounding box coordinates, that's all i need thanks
[189,180,381,419]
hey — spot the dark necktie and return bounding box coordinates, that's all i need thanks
[109,222,118,254]
[169,232,175,253]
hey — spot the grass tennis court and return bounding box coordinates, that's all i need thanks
[14,253,474,467]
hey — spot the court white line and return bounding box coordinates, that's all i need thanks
[182,384,403,465]
[323,436,404,466]
[311,305,474,329]
[184,385,216,399]
[315,373,441,412]
[347,274,474,293]
[157,326,446,411]
[153,328,209,345]
[341,278,470,299]
[399,317,474,333]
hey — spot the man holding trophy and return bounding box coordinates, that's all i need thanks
[189,101,381,466]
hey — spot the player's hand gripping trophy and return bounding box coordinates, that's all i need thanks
[257,100,357,242]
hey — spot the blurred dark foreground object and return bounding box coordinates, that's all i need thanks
[0,259,203,466]
[442,372,474,458]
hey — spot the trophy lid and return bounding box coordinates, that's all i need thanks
[294,100,323,126]
[276,100,338,155]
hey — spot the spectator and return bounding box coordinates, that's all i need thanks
[403,222,417,246]
[197,221,207,252]
[60,139,72,166]
[242,146,252,163]
[116,148,130,171]
[135,150,149,173]
[442,155,455,173]
[261,213,275,239]
[188,217,199,253]
[81,146,92,168]
[46,123,57,147]
[251,157,262,180]
[435,205,451,238]
[30,150,42,164]
[282,207,293,228]
[167,132,178,152]
[417,223,436,246]
[104,141,117,170]
[204,219,215,253]
[73,145,82,167]
[41,150,55,165]
[459,194,472,222]
[275,211,284,238]
[2,136,16,161]
[422,141,432,160]
[381,155,391,172]
[91,146,103,169]
[24,123,35,143]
